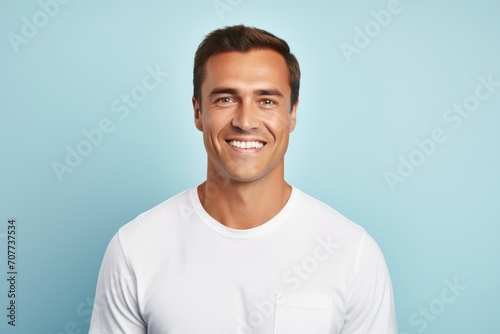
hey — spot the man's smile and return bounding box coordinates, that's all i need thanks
[226,139,266,153]
[227,140,265,149]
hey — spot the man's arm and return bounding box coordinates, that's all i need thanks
[341,232,398,334]
[89,233,146,333]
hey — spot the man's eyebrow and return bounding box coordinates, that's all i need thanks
[255,89,283,97]
[208,87,284,98]
[209,87,239,97]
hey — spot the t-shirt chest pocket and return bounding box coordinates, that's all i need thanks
[273,293,333,334]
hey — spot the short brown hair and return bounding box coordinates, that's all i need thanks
[193,25,300,108]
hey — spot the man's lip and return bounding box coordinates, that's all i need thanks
[225,137,266,143]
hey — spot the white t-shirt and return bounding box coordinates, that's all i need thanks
[89,187,397,334]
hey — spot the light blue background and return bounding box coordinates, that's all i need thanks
[1,0,499,333]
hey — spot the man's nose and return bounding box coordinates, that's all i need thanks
[231,100,260,131]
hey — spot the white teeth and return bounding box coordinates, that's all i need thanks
[228,140,264,149]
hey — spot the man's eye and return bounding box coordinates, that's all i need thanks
[217,97,233,103]
[261,99,275,105]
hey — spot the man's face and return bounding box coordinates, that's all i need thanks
[193,49,298,184]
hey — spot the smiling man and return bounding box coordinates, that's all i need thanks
[89,25,397,334]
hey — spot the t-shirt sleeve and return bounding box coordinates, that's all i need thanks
[340,231,398,334]
[89,232,147,334]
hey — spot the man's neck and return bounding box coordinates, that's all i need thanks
[197,172,292,230]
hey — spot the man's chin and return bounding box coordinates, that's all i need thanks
[224,169,273,185]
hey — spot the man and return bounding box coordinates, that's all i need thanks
[89,25,397,333]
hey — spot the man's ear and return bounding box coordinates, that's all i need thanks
[193,97,203,131]
[289,98,299,133]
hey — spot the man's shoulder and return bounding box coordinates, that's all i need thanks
[292,187,367,237]
[118,188,195,238]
